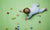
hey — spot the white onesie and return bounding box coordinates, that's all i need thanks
[27,4,46,19]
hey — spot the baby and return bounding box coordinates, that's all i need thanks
[23,3,47,20]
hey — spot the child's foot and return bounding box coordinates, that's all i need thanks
[37,3,39,7]
[45,8,47,11]
[37,3,39,6]
[38,3,39,6]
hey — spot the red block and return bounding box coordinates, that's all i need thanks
[17,23,19,25]
[25,18,27,21]
[39,21,41,23]
[17,14,19,16]
[15,27,17,29]
[7,12,9,14]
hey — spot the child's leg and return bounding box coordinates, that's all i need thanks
[36,3,39,7]
[39,8,47,13]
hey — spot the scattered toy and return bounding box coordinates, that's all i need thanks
[39,14,41,17]
[15,27,17,29]
[25,18,27,21]
[7,12,9,14]
[25,5,28,8]
[10,8,13,10]
[12,17,16,19]
[39,21,41,23]
[5,27,8,29]
[17,25,19,28]
[17,14,19,16]
[37,14,39,16]
[17,28,19,30]
[40,29,41,30]
[30,26,32,29]
[17,23,19,25]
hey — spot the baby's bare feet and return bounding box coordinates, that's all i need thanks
[45,8,47,11]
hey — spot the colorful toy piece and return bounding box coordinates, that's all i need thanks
[12,17,16,19]
[17,23,19,25]
[17,25,19,28]
[25,18,27,21]
[39,21,41,23]
[17,14,19,16]
[30,26,32,29]
[17,28,19,30]
[10,8,13,10]
[5,27,8,29]
[39,14,41,17]
[37,14,39,16]
[7,12,9,14]
[15,27,17,29]
[25,5,28,8]
[16,24,20,30]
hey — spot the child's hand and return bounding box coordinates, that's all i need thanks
[20,10,23,13]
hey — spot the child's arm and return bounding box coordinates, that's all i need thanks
[32,3,39,7]
[27,14,32,19]
[39,8,46,13]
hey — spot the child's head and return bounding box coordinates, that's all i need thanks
[23,8,30,14]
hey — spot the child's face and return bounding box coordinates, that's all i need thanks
[23,8,30,14]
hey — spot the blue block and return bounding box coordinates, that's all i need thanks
[30,26,32,29]
[17,25,19,27]
[17,28,19,30]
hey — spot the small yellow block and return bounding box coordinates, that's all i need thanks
[10,8,13,10]
[39,14,41,16]
[12,17,16,19]
[5,27,8,29]
[25,5,28,8]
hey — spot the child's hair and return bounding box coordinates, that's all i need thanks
[23,8,30,14]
